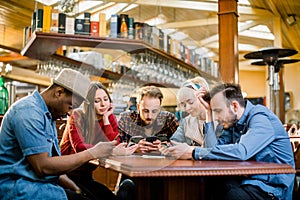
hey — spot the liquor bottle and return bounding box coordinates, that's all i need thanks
[58,13,66,33]
[110,14,118,38]
[50,9,59,33]
[42,5,52,33]
[134,22,143,40]
[90,21,99,36]
[36,9,43,32]
[0,77,8,115]
[83,12,91,35]
[120,14,128,38]
[128,17,134,39]
[31,11,36,33]
[65,16,75,34]
[75,18,84,35]
[99,13,106,37]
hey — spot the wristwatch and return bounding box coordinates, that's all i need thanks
[192,148,196,160]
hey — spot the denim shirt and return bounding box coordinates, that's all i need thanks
[193,101,295,200]
[0,91,67,199]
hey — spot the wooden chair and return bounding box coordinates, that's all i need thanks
[287,124,300,199]
[93,166,122,193]
[288,124,300,152]
[293,144,300,199]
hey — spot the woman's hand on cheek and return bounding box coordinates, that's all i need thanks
[104,103,114,117]
[102,103,114,125]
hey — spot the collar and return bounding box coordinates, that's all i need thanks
[32,90,52,120]
[236,100,253,125]
[235,100,254,134]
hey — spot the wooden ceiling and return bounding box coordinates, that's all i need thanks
[0,0,299,73]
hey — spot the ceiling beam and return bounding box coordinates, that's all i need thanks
[264,0,299,52]
[0,0,33,17]
[1,66,50,86]
[129,0,272,16]
[199,20,265,46]
[204,42,261,53]
[158,17,218,29]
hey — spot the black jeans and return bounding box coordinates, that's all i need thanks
[206,176,278,200]
[64,189,90,200]
[65,174,117,200]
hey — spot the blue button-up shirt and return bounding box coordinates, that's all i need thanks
[193,101,295,200]
[0,91,67,199]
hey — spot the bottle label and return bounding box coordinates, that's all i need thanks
[111,17,117,23]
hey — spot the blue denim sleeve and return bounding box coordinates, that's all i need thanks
[170,118,186,142]
[193,147,212,160]
[204,114,275,160]
[203,122,218,148]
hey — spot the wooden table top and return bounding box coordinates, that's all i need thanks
[102,155,295,177]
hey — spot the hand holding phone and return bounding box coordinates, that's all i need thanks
[127,136,144,147]
[146,136,158,143]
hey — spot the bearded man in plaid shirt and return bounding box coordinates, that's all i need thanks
[118,86,179,153]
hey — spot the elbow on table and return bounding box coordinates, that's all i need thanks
[238,153,253,161]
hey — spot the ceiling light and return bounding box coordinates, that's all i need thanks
[77,1,103,13]
[286,15,296,26]
[238,0,251,5]
[169,31,188,41]
[122,4,138,12]
[145,13,167,26]
[102,3,128,20]
[239,25,274,40]
[35,0,58,6]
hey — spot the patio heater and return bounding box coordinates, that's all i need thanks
[244,47,299,116]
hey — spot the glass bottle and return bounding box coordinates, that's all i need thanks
[0,77,8,115]
[110,14,118,38]
[128,17,134,39]
[120,14,128,38]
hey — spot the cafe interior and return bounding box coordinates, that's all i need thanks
[0,0,300,199]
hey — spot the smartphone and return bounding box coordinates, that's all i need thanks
[127,136,144,147]
[146,136,158,143]
[157,134,169,142]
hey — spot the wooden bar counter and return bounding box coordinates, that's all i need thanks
[98,155,295,200]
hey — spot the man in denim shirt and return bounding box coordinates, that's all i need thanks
[163,83,295,200]
[0,68,117,199]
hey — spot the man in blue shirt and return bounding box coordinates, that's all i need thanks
[163,83,295,200]
[0,68,117,200]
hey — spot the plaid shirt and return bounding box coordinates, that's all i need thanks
[118,110,179,142]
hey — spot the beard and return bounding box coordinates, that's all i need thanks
[222,109,238,130]
[144,118,153,125]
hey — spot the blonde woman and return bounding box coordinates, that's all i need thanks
[170,76,222,147]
